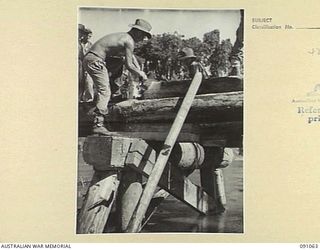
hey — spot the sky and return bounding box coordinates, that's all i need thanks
[79,8,241,44]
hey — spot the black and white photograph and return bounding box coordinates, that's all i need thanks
[4,0,320,246]
[77,7,244,233]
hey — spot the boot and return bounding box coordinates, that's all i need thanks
[92,115,112,135]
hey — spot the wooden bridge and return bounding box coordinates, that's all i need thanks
[77,76,243,233]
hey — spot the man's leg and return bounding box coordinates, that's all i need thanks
[81,72,95,102]
[83,57,112,135]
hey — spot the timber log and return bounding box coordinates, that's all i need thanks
[78,77,243,147]
[143,76,243,99]
[107,91,243,123]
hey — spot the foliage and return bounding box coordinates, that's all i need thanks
[209,39,233,77]
[203,29,220,48]
[182,37,212,58]
[135,33,182,64]
[135,29,235,79]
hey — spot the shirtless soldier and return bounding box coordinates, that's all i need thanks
[83,19,151,135]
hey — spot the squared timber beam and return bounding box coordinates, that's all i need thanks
[125,140,217,215]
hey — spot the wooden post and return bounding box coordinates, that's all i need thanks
[125,71,203,233]
[77,170,120,234]
[77,135,139,233]
[117,169,143,232]
[200,147,226,213]
[213,169,227,206]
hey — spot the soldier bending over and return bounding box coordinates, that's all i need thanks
[83,19,151,135]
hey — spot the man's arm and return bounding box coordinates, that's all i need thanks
[124,41,147,80]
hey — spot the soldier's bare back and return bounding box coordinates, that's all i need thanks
[89,32,134,59]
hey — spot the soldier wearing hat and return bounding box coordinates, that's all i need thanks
[178,47,209,79]
[83,19,152,135]
[82,28,93,54]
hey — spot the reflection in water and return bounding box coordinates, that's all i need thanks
[192,213,226,233]
[142,159,243,233]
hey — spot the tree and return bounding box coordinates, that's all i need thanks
[135,29,235,79]
[135,33,182,63]
[209,39,233,77]
[203,29,220,49]
[135,32,183,79]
